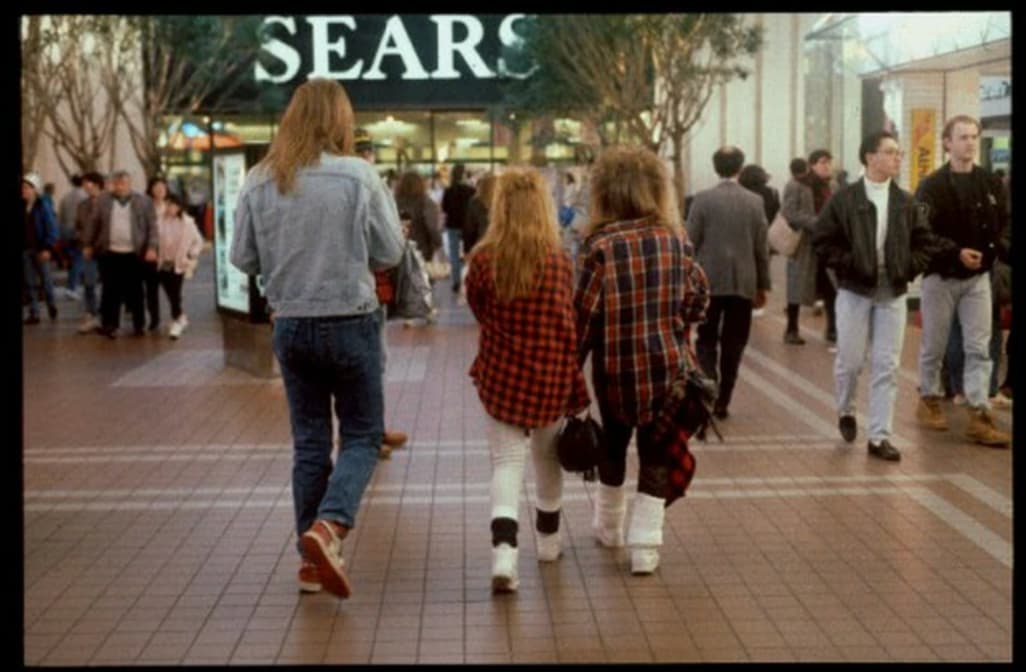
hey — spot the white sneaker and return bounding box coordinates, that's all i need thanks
[77,314,100,334]
[953,393,967,406]
[491,543,519,593]
[168,315,189,339]
[630,548,660,575]
[536,533,561,562]
[751,308,765,317]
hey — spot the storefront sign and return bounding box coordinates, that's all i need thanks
[213,152,251,314]
[909,108,936,193]
[248,14,530,108]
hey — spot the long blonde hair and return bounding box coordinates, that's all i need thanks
[469,169,561,302]
[586,146,682,237]
[260,79,355,194]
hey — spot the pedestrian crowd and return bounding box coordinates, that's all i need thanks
[26,78,1012,601]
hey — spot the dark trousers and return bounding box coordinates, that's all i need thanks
[695,295,753,410]
[157,269,185,320]
[594,398,667,498]
[816,260,838,335]
[99,252,144,332]
[143,261,161,327]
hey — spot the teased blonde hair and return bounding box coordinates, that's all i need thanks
[469,168,561,302]
[260,79,355,194]
[586,146,682,237]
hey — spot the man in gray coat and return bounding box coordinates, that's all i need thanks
[780,158,819,344]
[82,170,158,338]
[686,146,771,419]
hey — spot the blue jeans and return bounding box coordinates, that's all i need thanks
[943,306,1003,398]
[918,273,993,408]
[272,313,384,554]
[81,257,99,316]
[834,286,907,443]
[446,228,463,290]
[23,250,56,317]
[65,242,83,292]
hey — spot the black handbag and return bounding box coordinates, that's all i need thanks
[556,412,605,481]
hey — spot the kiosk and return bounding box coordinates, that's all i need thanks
[211,148,277,377]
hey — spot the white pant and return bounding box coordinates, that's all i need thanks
[488,417,564,522]
[834,286,907,443]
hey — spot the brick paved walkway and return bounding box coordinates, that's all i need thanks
[22,248,1012,664]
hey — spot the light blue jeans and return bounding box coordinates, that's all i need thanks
[81,257,99,316]
[834,286,907,444]
[446,228,463,290]
[918,273,993,409]
[271,313,384,555]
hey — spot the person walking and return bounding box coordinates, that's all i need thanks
[441,163,475,293]
[780,158,820,344]
[154,193,203,339]
[913,115,1011,447]
[57,174,88,299]
[74,172,106,334]
[463,172,496,255]
[575,146,709,575]
[806,149,839,348]
[22,172,59,325]
[812,130,938,461]
[143,176,171,332]
[82,170,158,338]
[465,169,590,593]
[686,146,771,420]
[230,79,405,599]
[394,171,442,262]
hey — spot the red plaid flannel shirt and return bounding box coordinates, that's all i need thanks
[575,216,709,427]
[467,248,590,429]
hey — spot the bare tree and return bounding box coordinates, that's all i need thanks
[21,16,132,178]
[20,16,54,172]
[111,16,270,178]
[502,14,763,204]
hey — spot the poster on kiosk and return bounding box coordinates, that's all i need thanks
[212,149,269,323]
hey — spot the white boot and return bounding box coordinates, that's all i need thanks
[491,543,519,593]
[592,483,627,547]
[626,492,666,575]
[536,533,561,562]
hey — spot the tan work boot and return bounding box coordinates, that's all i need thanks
[965,407,1011,447]
[916,396,949,430]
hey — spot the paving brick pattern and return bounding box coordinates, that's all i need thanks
[22,248,1012,664]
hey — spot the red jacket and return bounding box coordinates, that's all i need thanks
[467,247,590,428]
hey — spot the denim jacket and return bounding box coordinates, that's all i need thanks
[230,153,405,318]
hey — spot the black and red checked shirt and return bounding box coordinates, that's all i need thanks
[467,247,590,429]
[575,216,709,427]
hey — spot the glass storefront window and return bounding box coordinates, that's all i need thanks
[434,112,492,165]
[356,110,433,173]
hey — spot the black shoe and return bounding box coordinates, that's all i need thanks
[133,327,145,337]
[713,405,729,420]
[24,315,41,325]
[839,415,857,443]
[825,329,838,344]
[98,326,117,339]
[868,439,901,462]
[47,304,58,320]
[784,331,806,345]
[148,321,160,332]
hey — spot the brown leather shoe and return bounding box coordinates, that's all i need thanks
[382,430,408,447]
[965,407,1010,447]
[916,397,949,431]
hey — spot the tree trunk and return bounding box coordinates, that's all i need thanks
[670,132,687,222]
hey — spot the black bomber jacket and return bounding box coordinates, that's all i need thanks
[812,178,940,298]
[914,163,1009,279]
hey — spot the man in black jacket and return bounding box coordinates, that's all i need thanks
[812,131,937,462]
[913,115,1010,447]
[441,163,475,293]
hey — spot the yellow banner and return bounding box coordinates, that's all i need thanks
[909,109,936,193]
